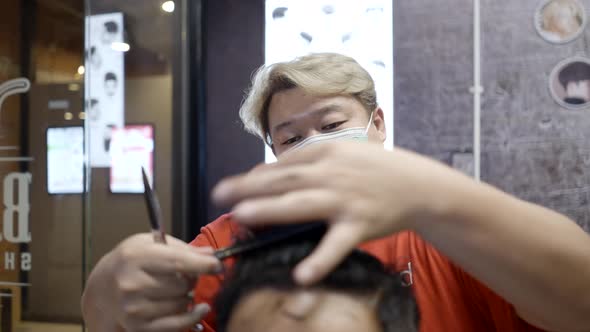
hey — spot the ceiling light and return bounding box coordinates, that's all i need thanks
[111,42,130,52]
[77,65,85,75]
[162,1,175,13]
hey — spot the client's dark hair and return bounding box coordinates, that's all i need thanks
[558,61,590,88]
[215,228,420,332]
[105,72,117,82]
[104,21,119,33]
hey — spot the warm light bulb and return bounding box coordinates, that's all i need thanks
[162,1,175,13]
[77,65,85,75]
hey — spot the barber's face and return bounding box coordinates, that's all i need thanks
[267,87,386,156]
[227,288,381,332]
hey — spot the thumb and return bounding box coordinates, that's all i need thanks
[293,222,362,286]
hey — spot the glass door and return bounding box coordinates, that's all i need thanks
[0,0,85,331]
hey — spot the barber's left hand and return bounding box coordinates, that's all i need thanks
[213,141,466,285]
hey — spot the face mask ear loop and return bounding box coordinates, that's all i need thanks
[365,110,375,134]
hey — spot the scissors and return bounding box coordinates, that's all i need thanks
[141,167,166,244]
[142,167,205,331]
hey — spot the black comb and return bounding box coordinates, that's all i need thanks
[213,222,326,260]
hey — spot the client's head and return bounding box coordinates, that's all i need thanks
[215,230,419,332]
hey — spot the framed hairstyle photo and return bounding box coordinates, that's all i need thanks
[549,56,590,110]
[535,0,587,44]
[109,124,155,194]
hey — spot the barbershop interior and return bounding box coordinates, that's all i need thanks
[1,0,589,331]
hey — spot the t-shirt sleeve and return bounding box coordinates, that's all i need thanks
[450,260,547,331]
[188,215,237,332]
[407,232,546,331]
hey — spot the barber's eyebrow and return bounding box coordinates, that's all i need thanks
[272,104,345,134]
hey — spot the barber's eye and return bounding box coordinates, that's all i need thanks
[322,121,345,131]
[282,136,301,145]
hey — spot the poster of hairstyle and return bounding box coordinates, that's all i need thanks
[47,126,84,194]
[549,57,590,109]
[264,0,394,162]
[535,0,586,44]
[109,125,154,193]
[85,13,125,167]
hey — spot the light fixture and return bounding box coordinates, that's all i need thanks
[64,112,73,120]
[77,65,85,75]
[79,112,86,120]
[161,1,175,13]
[111,42,130,52]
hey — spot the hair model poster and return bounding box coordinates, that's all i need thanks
[109,124,154,194]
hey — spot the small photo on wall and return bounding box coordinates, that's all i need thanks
[549,57,590,110]
[535,0,586,44]
[109,124,154,193]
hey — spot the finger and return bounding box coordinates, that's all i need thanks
[128,234,216,258]
[135,245,222,276]
[276,141,335,165]
[123,297,192,321]
[143,303,210,332]
[232,189,340,226]
[116,269,194,303]
[140,273,194,299]
[165,237,215,255]
[293,222,362,286]
[248,162,273,174]
[212,164,323,206]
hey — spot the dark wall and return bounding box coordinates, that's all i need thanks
[393,0,590,232]
[480,1,590,232]
[26,77,173,322]
[89,76,174,261]
[393,1,474,162]
[28,84,84,322]
[204,0,265,223]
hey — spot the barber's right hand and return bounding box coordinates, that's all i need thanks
[82,233,222,332]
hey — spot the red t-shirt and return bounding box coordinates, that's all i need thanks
[190,214,544,332]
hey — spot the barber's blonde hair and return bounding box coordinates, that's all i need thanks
[542,0,583,33]
[239,53,377,143]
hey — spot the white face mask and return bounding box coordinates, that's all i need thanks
[288,111,374,152]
